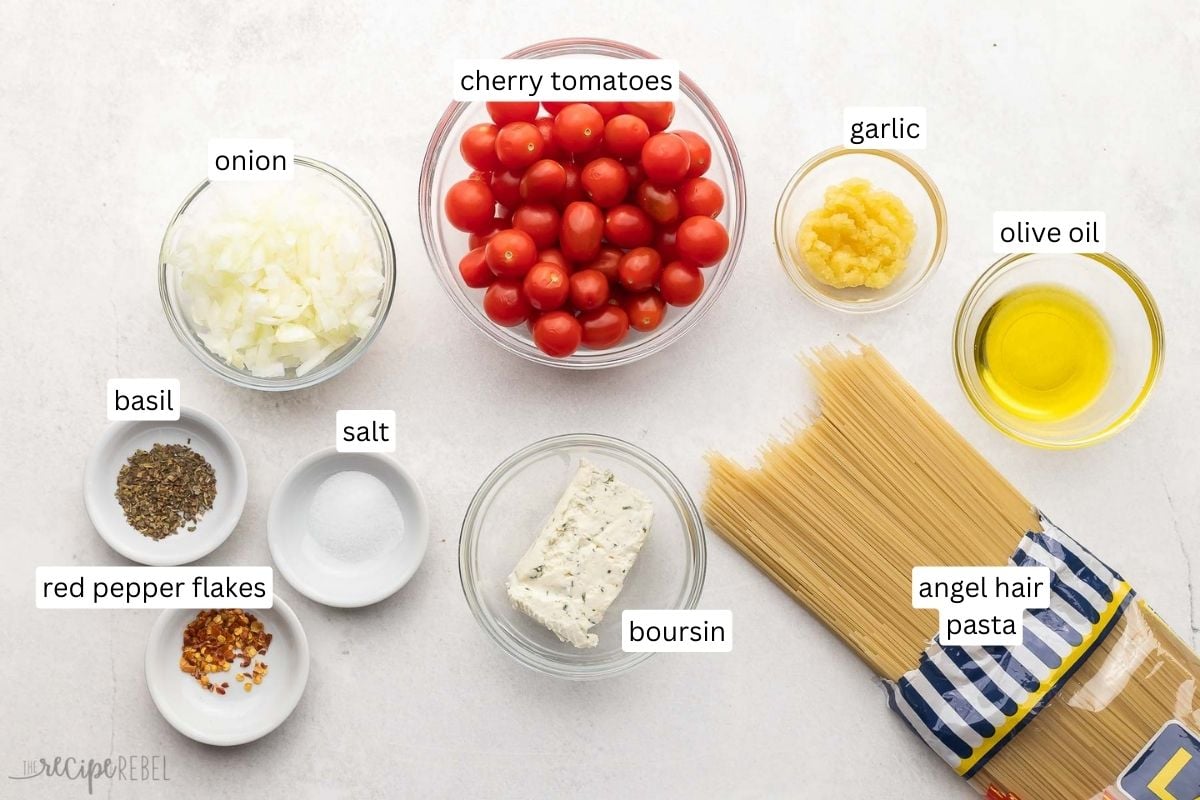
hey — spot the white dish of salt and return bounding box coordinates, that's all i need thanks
[268,449,429,607]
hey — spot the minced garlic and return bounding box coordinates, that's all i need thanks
[797,178,916,289]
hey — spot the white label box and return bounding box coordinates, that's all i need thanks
[453,58,679,102]
[208,138,294,181]
[622,609,732,652]
[36,566,273,609]
[336,409,396,453]
[843,106,927,149]
[107,378,180,421]
[993,211,1106,253]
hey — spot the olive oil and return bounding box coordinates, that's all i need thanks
[974,285,1112,421]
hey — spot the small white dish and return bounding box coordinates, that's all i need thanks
[84,407,247,566]
[268,448,429,607]
[145,594,309,746]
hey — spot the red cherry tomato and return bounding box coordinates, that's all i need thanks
[523,261,571,311]
[542,102,570,115]
[467,170,491,183]
[674,130,713,178]
[511,202,561,249]
[677,177,724,218]
[458,246,494,288]
[444,179,496,233]
[654,224,681,263]
[659,261,705,306]
[675,216,730,266]
[603,114,651,160]
[485,229,538,278]
[490,170,523,210]
[624,290,667,332]
[591,102,622,119]
[569,268,610,311]
[559,201,604,262]
[482,279,531,326]
[579,305,631,349]
[624,162,645,196]
[553,103,605,154]
[622,102,675,132]
[538,248,569,269]
[495,122,544,170]
[582,246,623,282]
[468,216,506,249]
[519,159,567,202]
[634,182,680,226]
[532,311,582,357]
[533,116,562,161]
[557,163,586,208]
[617,247,663,292]
[641,133,691,186]
[460,123,501,172]
[486,101,539,126]
[603,204,654,248]
[581,157,630,208]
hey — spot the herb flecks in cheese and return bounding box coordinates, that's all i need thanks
[505,460,653,648]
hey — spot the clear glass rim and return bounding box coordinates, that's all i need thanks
[458,433,707,680]
[773,146,948,314]
[952,251,1165,449]
[158,156,397,391]
[419,37,746,369]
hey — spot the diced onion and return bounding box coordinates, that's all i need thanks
[167,174,385,378]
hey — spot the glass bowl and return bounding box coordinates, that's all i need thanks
[774,147,946,313]
[459,434,707,679]
[160,157,396,391]
[420,38,745,369]
[953,252,1164,448]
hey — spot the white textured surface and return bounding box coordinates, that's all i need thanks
[2,2,1198,798]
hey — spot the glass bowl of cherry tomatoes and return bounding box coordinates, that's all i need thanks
[420,38,745,369]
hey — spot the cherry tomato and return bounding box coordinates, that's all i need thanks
[677,177,724,218]
[603,114,651,160]
[542,102,570,115]
[640,133,691,186]
[654,224,681,262]
[622,101,675,132]
[486,101,539,126]
[603,204,653,248]
[579,305,631,349]
[459,123,501,172]
[458,246,494,288]
[468,216,506,249]
[553,103,605,154]
[533,116,563,161]
[557,163,586,208]
[676,216,729,266]
[591,102,622,119]
[569,268,610,311]
[559,201,604,262]
[489,169,523,210]
[532,311,582,357]
[485,229,538,278]
[624,162,645,196]
[518,159,567,203]
[538,248,569,269]
[511,202,561,249]
[617,247,663,292]
[482,279,531,326]
[634,182,680,226]
[523,261,571,311]
[583,246,623,282]
[659,261,705,306]
[581,157,629,208]
[444,179,496,233]
[674,130,712,178]
[495,122,544,170]
[624,290,667,332]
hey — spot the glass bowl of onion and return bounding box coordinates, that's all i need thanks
[419,38,746,369]
[159,157,396,391]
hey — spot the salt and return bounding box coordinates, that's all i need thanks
[307,471,404,563]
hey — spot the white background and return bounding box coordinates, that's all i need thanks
[2,2,1198,798]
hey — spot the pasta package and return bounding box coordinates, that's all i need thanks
[704,346,1200,799]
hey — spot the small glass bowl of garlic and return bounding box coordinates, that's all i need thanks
[159,157,396,390]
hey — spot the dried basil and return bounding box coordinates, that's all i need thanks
[115,442,217,540]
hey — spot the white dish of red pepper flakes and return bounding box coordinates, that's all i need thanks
[145,595,309,745]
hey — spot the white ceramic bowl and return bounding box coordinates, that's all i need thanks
[268,448,430,607]
[84,407,247,566]
[145,595,309,746]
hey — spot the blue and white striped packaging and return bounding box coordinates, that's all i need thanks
[883,513,1134,778]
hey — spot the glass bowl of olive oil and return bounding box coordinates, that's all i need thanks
[954,252,1163,448]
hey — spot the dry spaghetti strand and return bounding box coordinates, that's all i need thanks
[703,346,1200,799]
